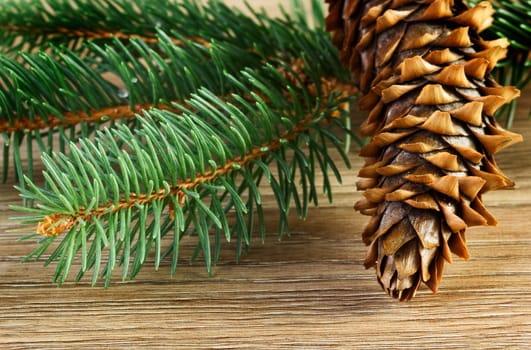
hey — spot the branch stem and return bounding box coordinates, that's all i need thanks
[0,103,153,133]
[0,25,210,48]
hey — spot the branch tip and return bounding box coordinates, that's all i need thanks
[36,214,76,237]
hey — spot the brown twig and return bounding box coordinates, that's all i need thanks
[0,103,150,133]
[1,25,210,48]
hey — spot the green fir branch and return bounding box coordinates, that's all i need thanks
[0,0,329,56]
[0,0,355,182]
[489,0,531,127]
[0,34,258,182]
[4,0,362,287]
[15,64,353,287]
[470,0,531,127]
[0,0,265,54]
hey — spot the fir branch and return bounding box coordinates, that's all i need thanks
[489,0,531,127]
[15,64,353,286]
[8,0,360,288]
[0,0,310,55]
[0,0,353,181]
[0,0,229,53]
[32,73,355,239]
[469,0,531,127]
[35,110,317,237]
[482,0,531,51]
[0,33,259,137]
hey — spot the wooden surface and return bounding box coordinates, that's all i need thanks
[1,1,531,349]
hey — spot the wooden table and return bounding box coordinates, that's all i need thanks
[1,1,530,349]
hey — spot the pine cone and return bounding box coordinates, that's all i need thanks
[326,0,522,300]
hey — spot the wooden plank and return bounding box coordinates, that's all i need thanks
[0,1,530,349]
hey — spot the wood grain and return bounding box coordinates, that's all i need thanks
[1,1,530,349]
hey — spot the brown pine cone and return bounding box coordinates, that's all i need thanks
[326,0,522,300]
